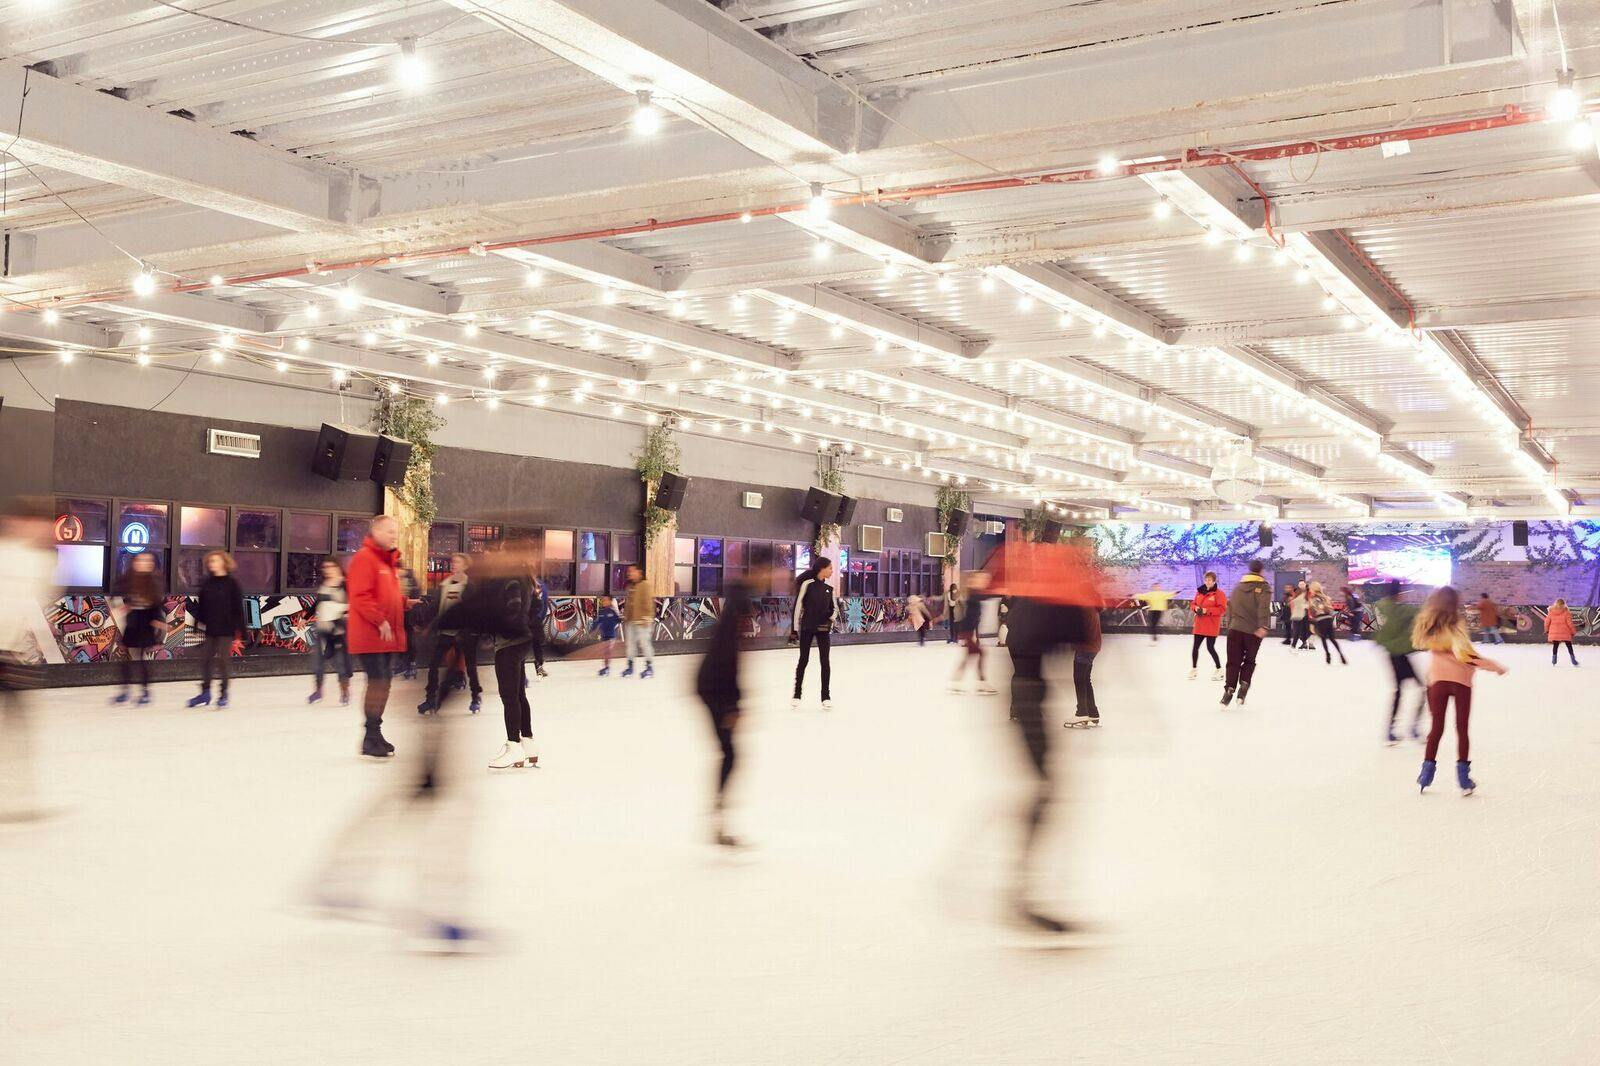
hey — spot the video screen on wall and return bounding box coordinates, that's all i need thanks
[1347,533,1453,588]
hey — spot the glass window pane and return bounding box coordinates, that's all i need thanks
[674,537,695,566]
[774,542,794,577]
[336,517,367,553]
[698,568,723,594]
[234,551,278,594]
[613,534,640,563]
[577,561,607,594]
[578,531,608,562]
[117,502,168,551]
[55,499,109,544]
[181,506,228,547]
[610,564,632,591]
[286,552,323,590]
[696,538,723,566]
[235,509,280,550]
[55,544,105,587]
[467,523,502,554]
[287,512,331,553]
[725,540,746,568]
[428,522,462,555]
[544,529,574,562]
[674,564,694,595]
[796,544,811,574]
[542,561,574,595]
[177,549,209,592]
[114,548,168,585]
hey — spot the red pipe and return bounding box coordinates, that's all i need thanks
[21,103,1559,320]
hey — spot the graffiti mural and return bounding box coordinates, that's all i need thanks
[547,597,599,646]
[47,596,121,664]
[246,596,317,655]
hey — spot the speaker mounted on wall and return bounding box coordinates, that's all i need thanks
[801,487,841,525]
[833,495,858,527]
[1513,519,1529,547]
[370,435,412,487]
[654,472,689,512]
[946,508,971,538]
[312,423,381,482]
[1259,523,1274,548]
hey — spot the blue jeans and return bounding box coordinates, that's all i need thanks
[1477,627,1504,645]
[314,630,351,688]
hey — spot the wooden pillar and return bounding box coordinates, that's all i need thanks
[643,479,677,597]
[383,475,428,579]
[814,527,842,594]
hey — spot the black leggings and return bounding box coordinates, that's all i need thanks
[1191,633,1219,668]
[425,632,481,698]
[1314,617,1345,663]
[1224,629,1262,689]
[706,701,737,798]
[495,640,533,742]
[199,634,232,693]
[793,629,831,700]
[1388,652,1422,728]
[119,649,152,690]
[1552,640,1578,663]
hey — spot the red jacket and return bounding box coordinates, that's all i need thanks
[346,536,407,655]
[1191,586,1228,637]
[1545,606,1577,643]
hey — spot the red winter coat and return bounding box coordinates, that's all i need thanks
[346,536,407,655]
[1544,606,1577,643]
[1191,587,1228,637]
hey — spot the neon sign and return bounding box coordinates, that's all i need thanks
[121,521,151,554]
[54,515,84,543]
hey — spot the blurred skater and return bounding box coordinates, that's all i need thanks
[950,571,995,694]
[1220,561,1272,707]
[592,595,622,675]
[621,565,656,679]
[440,541,540,769]
[528,573,551,680]
[347,515,406,758]
[1189,571,1226,681]
[1373,582,1425,744]
[418,553,481,713]
[1307,582,1347,665]
[188,550,246,708]
[309,557,351,706]
[1341,585,1367,641]
[1135,581,1174,642]
[1064,599,1102,728]
[1288,581,1312,650]
[113,553,166,706]
[1412,587,1507,795]
[1545,599,1579,666]
[944,582,961,643]
[0,498,56,823]
[397,565,423,681]
[906,593,930,646]
[695,542,775,846]
[1475,592,1505,645]
[996,596,1010,647]
[791,555,839,709]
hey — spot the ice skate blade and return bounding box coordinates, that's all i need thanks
[1063,718,1100,728]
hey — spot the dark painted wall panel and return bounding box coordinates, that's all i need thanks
[430,447,640,530]
[52,401,381,511]
[0,402,55,500]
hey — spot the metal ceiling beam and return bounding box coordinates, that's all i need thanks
[270,269,462,319]
[869,367,1140,448]
[778,204,940,268]
[493,243,674,296]
[0,60,346,233]
[403,321,643,381]
[989,263,1170,346]
[444,0,855,161]
[0,311,111,350]
[93,292,274,335]
[234,336,505,393]
[752,284,979,361]
[547,305,792,372]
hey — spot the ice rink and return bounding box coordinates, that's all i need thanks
[3,634,1598,1065]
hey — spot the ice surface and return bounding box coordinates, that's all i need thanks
[3,637,1598,1065]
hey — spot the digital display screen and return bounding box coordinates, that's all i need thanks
[1347,534,1452,587]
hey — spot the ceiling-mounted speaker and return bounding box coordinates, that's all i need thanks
[946,509,971,537]
[1259,523,1274,548]
[312,423,379,482]
[801,487,841,524]
[370,434,411,486]
[1513,519,1529,547]
[833,495,858,526]
[654,472,689,512]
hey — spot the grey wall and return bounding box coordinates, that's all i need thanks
[430,448,641,530]
[0,400,55,500]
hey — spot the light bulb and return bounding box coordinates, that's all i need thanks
[631,90,661,135]
[1097,154,1120,175]
[136,325,152,342]
[1568,119,1594,149]
[59,350,74,364]
[42,308,59,325]
[208,349,222,364]
[1549,71,1581,122]
[275,360,287,373]
[812,240,831,260]
[131,270,156,296]
[1153,199,1172,219]
[294,337,310,352]
[136,353,151,367]
[487,397,500,410]
[396,38,428,90]
[525,269,544,288]
[739,211,753,224]
[337,287,359,310]
[464,322,479,337]
[808,182,830,219]
[209,274,225,288]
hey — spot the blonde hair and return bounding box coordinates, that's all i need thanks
[1553,598,1568,610]
[1308,581,1323,596]
[204,549,236,575]
[1412,586,1476,662]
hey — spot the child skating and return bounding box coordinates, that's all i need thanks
[592,596,622,675]
[1411,586,1507,795]
[1545,599,1579,666]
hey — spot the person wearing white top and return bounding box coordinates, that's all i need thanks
[791,557,840,709]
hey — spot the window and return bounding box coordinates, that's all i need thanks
[54,498,109,590]
[542,529,575,594]
[115,502,170,586]
[674,536,695,595]
[287,512,332,591]
[467,523,503,554]
[178,505,228,592]
[723,539,746,592]
[56,544,106,589]
[427,522,463,584]
[577,531,609,594]
[696,537,723,596]
[771,542,795,595]
[611,533,640,594]
[336,516,368,554]
[233,509,280,595]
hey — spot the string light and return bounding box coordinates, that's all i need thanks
[131,270,157,297]
[525,269,544,288]
[42,308,59,325]
[808,182,830,219]
[631,89,661,135]
[396,37,428,90]
[294,337,310,352]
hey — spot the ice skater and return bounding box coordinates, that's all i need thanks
[112,552,166,705]
[439,541,541,769]
[1189,571,1226,680]
[187,550,246,708]
[1372,582,1425,744]
[0,497,56,823]
[949,571,995,694]
[592,595,622,675]
[1475,592,1505,645]
[347,515,407,758]
[1545,598,1579,666]
[621,565,656,678]
[418,553,482,713]
[1412,587,1507,795]
[308,557,351,706]
[695,542,774,847]
[906,593,930,646]
[1307,581,1347,665]
[1220,560,1271,707]
[791,555,839,709]
[944,582,961,643]
[1064,602,1102,728]
[1287,580,1312,649]
[1135,581,1175,642]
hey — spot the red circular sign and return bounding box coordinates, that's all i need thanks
[54,515,84,543]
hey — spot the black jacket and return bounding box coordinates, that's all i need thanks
[791,574,839,634]
[438,575,532,640]
[697,579,754,706]
[194,574,247,637]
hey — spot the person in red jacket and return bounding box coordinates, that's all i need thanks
[1189,571,1227,681]
[1545,598,1580,666]
[346,514,407,758]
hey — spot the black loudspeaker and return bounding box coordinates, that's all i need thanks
[946,509,971,537]
[833,495,858,526]
[312,423,379,482]
[1513,520,1529,547]
[1042,520,1064,544]
[801,487,841,524]
[1259,523,1274,548]
[654,472,689,511]
[370,435,412,487]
